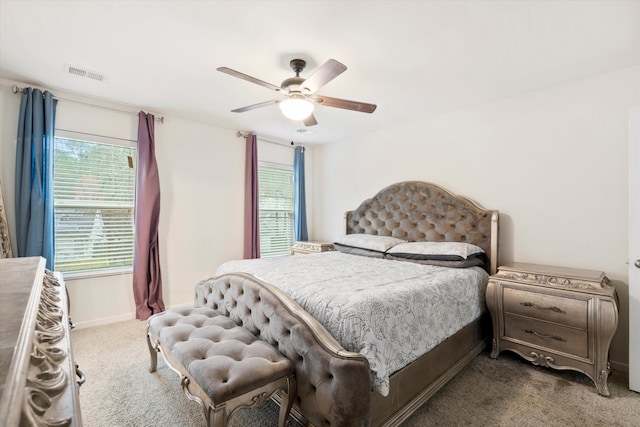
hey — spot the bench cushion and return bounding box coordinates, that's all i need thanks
[148,306,293,404]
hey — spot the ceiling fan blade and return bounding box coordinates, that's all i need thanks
[303,113,318,127]
[231,99,278,113]
[217,67,281,92]
[313,95,377,113]
[301,59,347,94]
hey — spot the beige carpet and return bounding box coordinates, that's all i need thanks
[71,319,639,427]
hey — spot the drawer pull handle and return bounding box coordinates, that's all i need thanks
[520,302,566,314]
[522,329,567,342]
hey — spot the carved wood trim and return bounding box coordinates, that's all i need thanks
[0,258,82,427]
[0,181,12,259]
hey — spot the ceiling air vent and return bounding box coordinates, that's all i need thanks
[64,64,107,82]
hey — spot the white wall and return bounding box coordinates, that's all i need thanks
[154,116,245,309]
[0,81,246,327]
[312,66,640,368]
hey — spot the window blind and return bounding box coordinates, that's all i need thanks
[53,137,136,273]
[258,165,294,257]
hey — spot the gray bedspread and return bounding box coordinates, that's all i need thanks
[216,252,488,396]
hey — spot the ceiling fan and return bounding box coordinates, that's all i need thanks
[217,58,376,127]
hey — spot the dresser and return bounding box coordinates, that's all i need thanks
[0,257,83,426]
[485,262,618,396]
[290,240,335,255]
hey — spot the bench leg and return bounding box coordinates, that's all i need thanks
[208,405,227,427]
[146,330,158,373]
[278,376,296,427]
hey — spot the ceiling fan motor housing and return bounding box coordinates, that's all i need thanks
[281,76,305,92]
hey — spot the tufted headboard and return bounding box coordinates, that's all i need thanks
[344,181,499,274]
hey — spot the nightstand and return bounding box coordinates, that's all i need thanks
[290,241,335,255]
[486,262,618,396]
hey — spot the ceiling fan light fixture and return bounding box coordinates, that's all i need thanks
[279,97,314,121]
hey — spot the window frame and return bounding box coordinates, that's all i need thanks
[53,129,137,278]
[258,161,295,257]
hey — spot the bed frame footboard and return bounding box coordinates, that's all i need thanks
[194,273,372,427]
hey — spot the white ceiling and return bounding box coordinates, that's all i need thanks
[1,1,639,144]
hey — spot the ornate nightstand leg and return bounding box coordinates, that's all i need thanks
[490,338,499,359]
[595,365,611,397]
[486,281,501,359]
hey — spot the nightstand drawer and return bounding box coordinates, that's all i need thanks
[503,287,587,329]
[504,314,589,358]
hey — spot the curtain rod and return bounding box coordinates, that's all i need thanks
[236,131,296,149]
[11,84,164,123]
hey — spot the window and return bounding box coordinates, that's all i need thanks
[258,163,294,257]
[53,136,136,274]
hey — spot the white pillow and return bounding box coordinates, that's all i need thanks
[386,241,484,260]
[333,234,407,253]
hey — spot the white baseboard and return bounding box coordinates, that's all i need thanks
[71,302,193,330]
[72,312,136,330]
[610,360,629,373]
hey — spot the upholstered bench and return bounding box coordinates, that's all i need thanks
[147,306,296,427]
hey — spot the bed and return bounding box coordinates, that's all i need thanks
[214,181,499,426]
